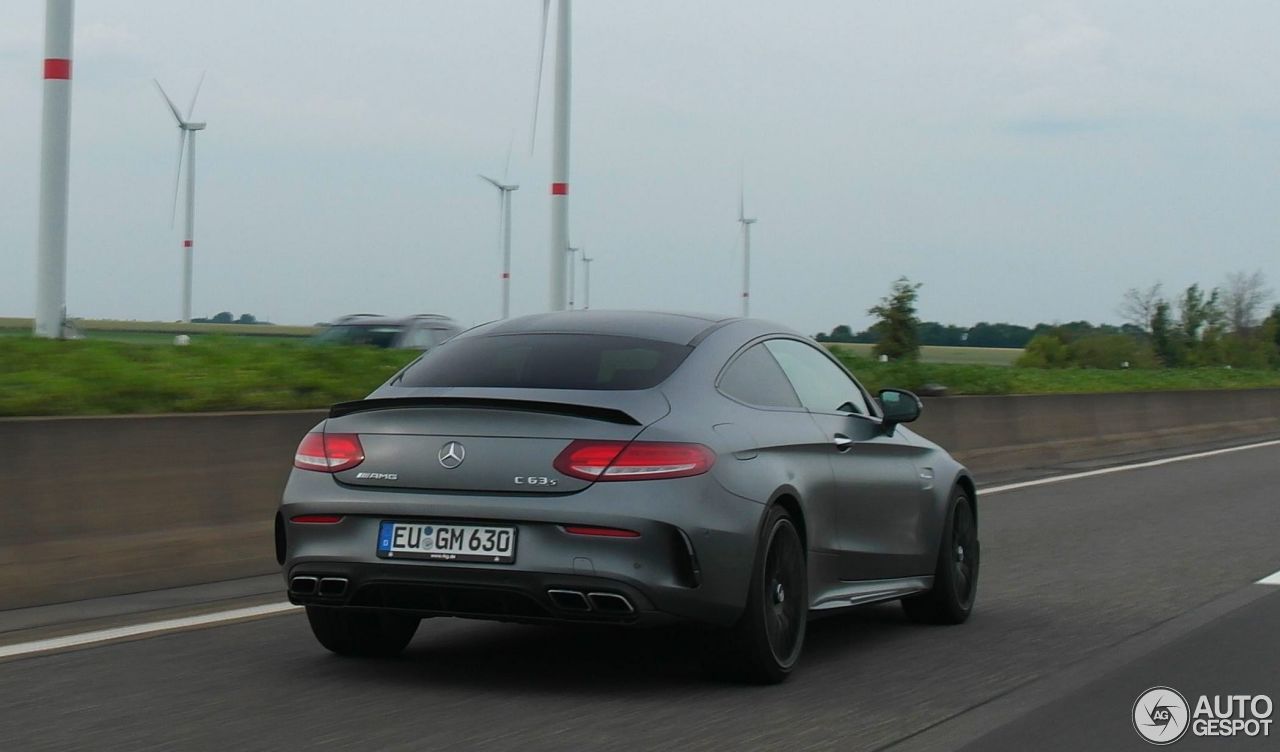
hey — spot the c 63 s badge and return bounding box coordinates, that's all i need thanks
[514,476,558,486]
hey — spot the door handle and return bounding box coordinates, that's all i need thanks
[833,434,853,452]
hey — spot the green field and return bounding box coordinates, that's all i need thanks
[826,343,1022,366]
[0,317,319,345]
[2,336,1279,417]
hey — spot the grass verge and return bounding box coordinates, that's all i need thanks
[0,337,414,417]
[3,339,1279,418]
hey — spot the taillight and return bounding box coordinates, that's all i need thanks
[293,432,364,473]
[553,440,715,481]
[290,514,344,524]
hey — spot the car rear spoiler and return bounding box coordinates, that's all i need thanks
[328,397,641,426]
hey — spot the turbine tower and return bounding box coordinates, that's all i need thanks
[154,74,207,324]
[33,0,75,339]
[479,174,518,318]
[566,246,579,308]
[581,253,593,309]
[738,188,757,317]
[531,0,572,311]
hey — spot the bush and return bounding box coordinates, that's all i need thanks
[1065,334,1158,369]
[1017,333,1157,369]
[1017,335,1071,368]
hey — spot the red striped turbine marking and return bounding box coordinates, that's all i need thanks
[182,240,193,248]
[44,58,72,80]
[551,183,568,195]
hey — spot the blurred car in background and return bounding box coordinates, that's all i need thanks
[312,314,462,350]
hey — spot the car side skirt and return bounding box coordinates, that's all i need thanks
[809,575,935,613]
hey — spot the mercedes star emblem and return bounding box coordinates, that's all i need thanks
[438,441,466,469]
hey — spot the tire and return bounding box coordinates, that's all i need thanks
[902,488,979,625]
[703,505,808,684]
[306,606,420,658]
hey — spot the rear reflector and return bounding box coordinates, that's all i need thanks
[563,525,641,538]
[293,432,364,473]
[290,514,344,524]
[553,440,715,481]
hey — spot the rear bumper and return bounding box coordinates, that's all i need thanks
[279,470,765,627]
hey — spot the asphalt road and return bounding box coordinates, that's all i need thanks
[2,443,1279,751]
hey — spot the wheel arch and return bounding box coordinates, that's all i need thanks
[766,486,808,551]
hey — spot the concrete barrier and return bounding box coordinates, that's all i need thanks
[913,389,1280,476]
[0,411,323,610]
[2,389,1278,611]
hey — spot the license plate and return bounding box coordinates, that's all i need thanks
[376,521,517,563]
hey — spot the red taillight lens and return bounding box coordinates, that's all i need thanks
[290,514,344,524]
[293,432,364,473]
[563,525,641,538]
[553,440,715,481]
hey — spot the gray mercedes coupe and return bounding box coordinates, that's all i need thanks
[277,310,979,683]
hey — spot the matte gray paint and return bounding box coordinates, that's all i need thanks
[280,311,972,627]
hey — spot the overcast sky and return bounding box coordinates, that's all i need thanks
[2,1,1277,332]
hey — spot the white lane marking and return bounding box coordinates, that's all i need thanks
[981,439,1280,496]
[0,602,300,660]
[7,439,1278,658]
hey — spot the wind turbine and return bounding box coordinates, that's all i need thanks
[531,0,572,311]
[154,74,207,324]
[479,172,518,319]
[581,253,593,309]
[738,187,757,317]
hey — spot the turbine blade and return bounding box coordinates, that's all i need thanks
[529,0,550,154]
[154,79,184,125]
[478,174,503,189]
[503,131,515,182]
[171,130,187,228]
[187,70,206,119]
[739,163,746,221]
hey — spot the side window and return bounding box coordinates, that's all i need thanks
[718,344,803,408]
[763,339,870,415]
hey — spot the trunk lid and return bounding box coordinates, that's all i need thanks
[324,389,669,494]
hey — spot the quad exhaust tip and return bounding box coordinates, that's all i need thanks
[587,592,635,614]
[547,589,591,611]
[547,589,635,614]
[318,577,348,597]
[290,576,348,597]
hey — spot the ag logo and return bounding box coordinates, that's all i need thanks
[1134,686,1190,745]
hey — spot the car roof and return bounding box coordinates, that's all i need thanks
[465,310,738,345]
[331,314,458,327]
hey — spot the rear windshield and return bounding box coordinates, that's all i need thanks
[398,334,692,390]
[314,325,403,348]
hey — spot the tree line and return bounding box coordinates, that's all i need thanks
[821,272,1280,369]
[191,311,270,325]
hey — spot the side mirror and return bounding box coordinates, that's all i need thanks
[878,388,922,430]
